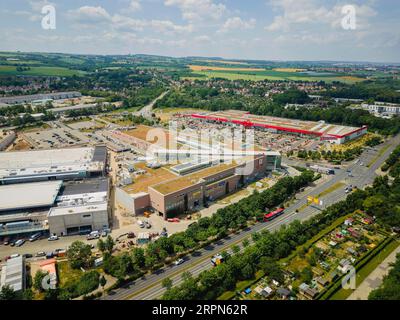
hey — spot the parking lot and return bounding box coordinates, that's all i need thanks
[23,126,91,149]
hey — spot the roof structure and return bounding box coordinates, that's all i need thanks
[0,147,105,181]
[0,256,24,292]
[0,180,62,211]
[150,161,239,195]
[48,202,107,217]
[188,110,366,138]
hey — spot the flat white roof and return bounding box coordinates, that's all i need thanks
[48,202,107,217]
[0,147,104,179]
[0,256,24,292]
[0,180,62,211]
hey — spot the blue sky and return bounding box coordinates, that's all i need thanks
[0,0,399,62]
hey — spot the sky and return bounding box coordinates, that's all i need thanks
[0,0,399,62]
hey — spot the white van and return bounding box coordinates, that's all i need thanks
[87,231,100,240]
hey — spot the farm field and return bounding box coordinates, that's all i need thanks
[184,69,365,83]
[188,65,264,72]
[0,65,86,76]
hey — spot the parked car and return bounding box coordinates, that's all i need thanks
[46,252,54,259]
[35,251,46,257]
[167,218,180,223]
[23,253,33,259]
[9,253,20,259]
[137,220,145,228]
[48,235,59,241]
[174,258,184,266]
[29,233,41,242]
[101,230,108,237]
[127,232,135,239]
[15,239,25,247]
[87,231,100,240]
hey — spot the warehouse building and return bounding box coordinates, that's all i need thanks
[0,91,81,105]
[0,146,107,185]
[188,110,367,145]
[0,178,110,238]
[47,103,99,115]
[47,178,110,236]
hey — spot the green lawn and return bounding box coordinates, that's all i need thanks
[186,70,365,83]
[317,182,346,198]
[0,65,86,76]
[217,270,264,300]
[57,261,84,288]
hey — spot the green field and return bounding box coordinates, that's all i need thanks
[186,70,364,84]
[0,65,86,76]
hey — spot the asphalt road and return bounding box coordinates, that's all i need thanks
[134,90,169,120]
[103,134,400,300]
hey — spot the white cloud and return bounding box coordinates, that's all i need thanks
[67,6,192,35]
[218,17,256,33]
[69,6,111,24]
[265,0,377,32]
[129,0,142,12]
[164,0,226,22]
[28,0,54,12]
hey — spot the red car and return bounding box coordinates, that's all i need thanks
[167,218,180,223]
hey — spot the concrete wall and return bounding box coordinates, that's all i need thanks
[48,208,109,236]
[115,187,134,214]
[133,193,151,215]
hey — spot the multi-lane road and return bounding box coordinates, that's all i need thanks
[103,134,400,300]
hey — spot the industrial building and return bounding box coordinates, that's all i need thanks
[187,110,367,144]
[0,175,110,238]
[47,178,110,236]
[0,146,109,238]
[109,125,281,218]
[0,146,107,185]
[0,91,81,105]
[148,155,275,218]
[359,102,400,117]
[0,255,25,293]
[47,103,99,115]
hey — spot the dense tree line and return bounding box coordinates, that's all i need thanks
[369,253,400,300]
[322,79,400,104]
[381,144,400,177]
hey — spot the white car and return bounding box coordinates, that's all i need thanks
[174,258,184,266]
[15,239,25,247]
[48,235,59,241]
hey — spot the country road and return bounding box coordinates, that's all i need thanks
[134,90,169,120]
[103,134,400,300]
